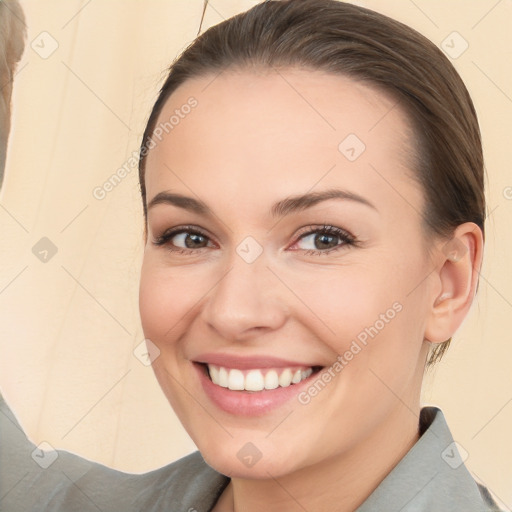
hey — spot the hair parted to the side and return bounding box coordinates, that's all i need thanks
[138,0,485,369]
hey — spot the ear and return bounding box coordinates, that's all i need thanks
[424,222,484,344]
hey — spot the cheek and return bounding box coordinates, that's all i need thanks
[289,256,426,370]
[139,257,219,351]
[285,263,397,347]
[139,258,187,345]
[139,263,167,341]
[139,253,195,338]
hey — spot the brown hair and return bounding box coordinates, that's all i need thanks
[138,0,485,368]
[0,0,26,187]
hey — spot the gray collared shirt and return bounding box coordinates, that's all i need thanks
[356,406,503,511]
[0,396,504,511]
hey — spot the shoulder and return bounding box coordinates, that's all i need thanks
[1,395,228,511]
[357,406,505,512]
[0,394,134,510]
[0,395,91,510]
[419,406,505,512]
[475,481,506,512]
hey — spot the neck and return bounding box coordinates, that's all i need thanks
[214,401,422,512]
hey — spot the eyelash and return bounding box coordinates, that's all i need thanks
[152,224,357,257]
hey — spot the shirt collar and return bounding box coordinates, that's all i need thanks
[356,406,494,511]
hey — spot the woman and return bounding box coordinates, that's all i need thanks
[136,1,503,510]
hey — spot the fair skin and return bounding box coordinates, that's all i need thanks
[139,68,483,512]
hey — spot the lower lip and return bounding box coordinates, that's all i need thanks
[194,363,321,416]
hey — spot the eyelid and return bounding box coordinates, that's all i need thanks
[289,224,357,253]
[152,223,358,256]
[294,223,354,240]
[152,224,215,247]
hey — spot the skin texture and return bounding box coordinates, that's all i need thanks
[139,69,483,512]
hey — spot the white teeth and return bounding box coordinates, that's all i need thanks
[245,370,265,391]
[291,369,302,384]
[278,368,293,387]
[264,370,279,390]
[302,368,313,380]
[218,367,229,388]
[209,364,219,383]
[227,369,245,390]
[206,364,315,391]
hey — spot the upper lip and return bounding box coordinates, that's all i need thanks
[193,352,323,369]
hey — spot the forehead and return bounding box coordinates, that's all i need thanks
[144,68,421,219]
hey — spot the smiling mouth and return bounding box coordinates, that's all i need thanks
[198,363,324,392]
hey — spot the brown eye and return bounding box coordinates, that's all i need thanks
[292,225,357,256]
[153,226,214,254]
[172,231,208,249]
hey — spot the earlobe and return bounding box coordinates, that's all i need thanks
[424,222,484,344]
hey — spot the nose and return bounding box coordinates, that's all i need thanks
[200,247,288,342]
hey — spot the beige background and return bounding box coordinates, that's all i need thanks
[0,0,510,508]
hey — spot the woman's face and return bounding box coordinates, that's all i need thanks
[139,69,439,478]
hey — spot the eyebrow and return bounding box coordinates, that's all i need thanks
[147,188,378,218]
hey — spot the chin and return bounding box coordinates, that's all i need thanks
[199,444,297,480]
